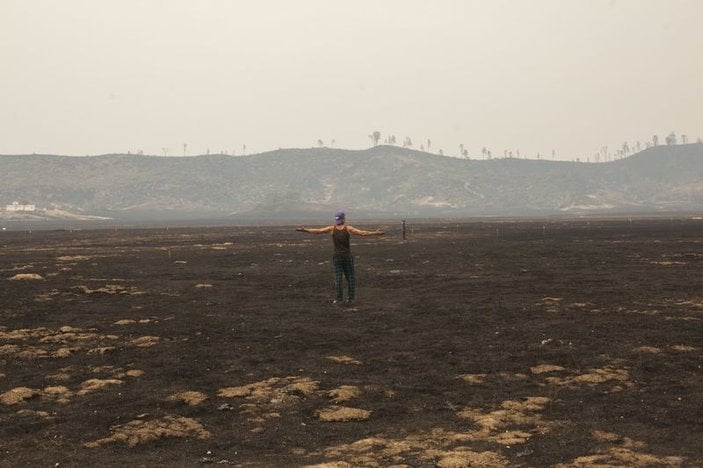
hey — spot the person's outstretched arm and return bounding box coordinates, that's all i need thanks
[296,225,334,234]
[347,225,385,236]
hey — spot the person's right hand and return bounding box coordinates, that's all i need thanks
[296,225,306,232]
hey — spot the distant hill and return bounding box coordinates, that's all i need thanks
[1,144,703,221]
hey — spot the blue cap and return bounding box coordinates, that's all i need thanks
[334,210,345,225]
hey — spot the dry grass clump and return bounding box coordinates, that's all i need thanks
[218,376,319,401]
[57,255,94,261]
[113,319,137,325]
[283,377,319,396]
[42,386,72,404]
[73,284,127,294]
[540,297,563,303]
[557,448,683,467]
[319,429,512,466]
[53,347,73,358]
[167,391,208,406]
[530,364,566,375]
[48,368,72,381]
[633,346,662,353]
[670,344,696,352]
[1,387,41,405]
[131,336,160,347]
[84,416,211,448]
[328,386,360,403]
[8,273,44,281]
[17,348,49,359]
[456,396,552,445]
[540,365,632,393]
[317,406,371,422]
[326,355,362,365]
[592,430,621,442]
[303,463,353,468]
[16,409,53,419]
[218,376,320,427]
[457,373,487,384]
[433,448,509,467]
[78,379,123,395]
[87,346,116,355]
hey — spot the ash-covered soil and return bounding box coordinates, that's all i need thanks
[1,219,702,467]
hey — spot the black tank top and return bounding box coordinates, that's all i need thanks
[332,226,351,257]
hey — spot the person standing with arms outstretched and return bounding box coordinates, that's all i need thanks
[297,211,384,305]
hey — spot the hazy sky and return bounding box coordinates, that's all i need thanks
[2,0,701,160]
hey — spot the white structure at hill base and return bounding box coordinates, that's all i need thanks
[5,201,36,212]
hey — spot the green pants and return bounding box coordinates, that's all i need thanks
[333,255,356,302]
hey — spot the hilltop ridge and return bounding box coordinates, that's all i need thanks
[1,144,702,221]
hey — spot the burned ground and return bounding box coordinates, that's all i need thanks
[1,219,702,466]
